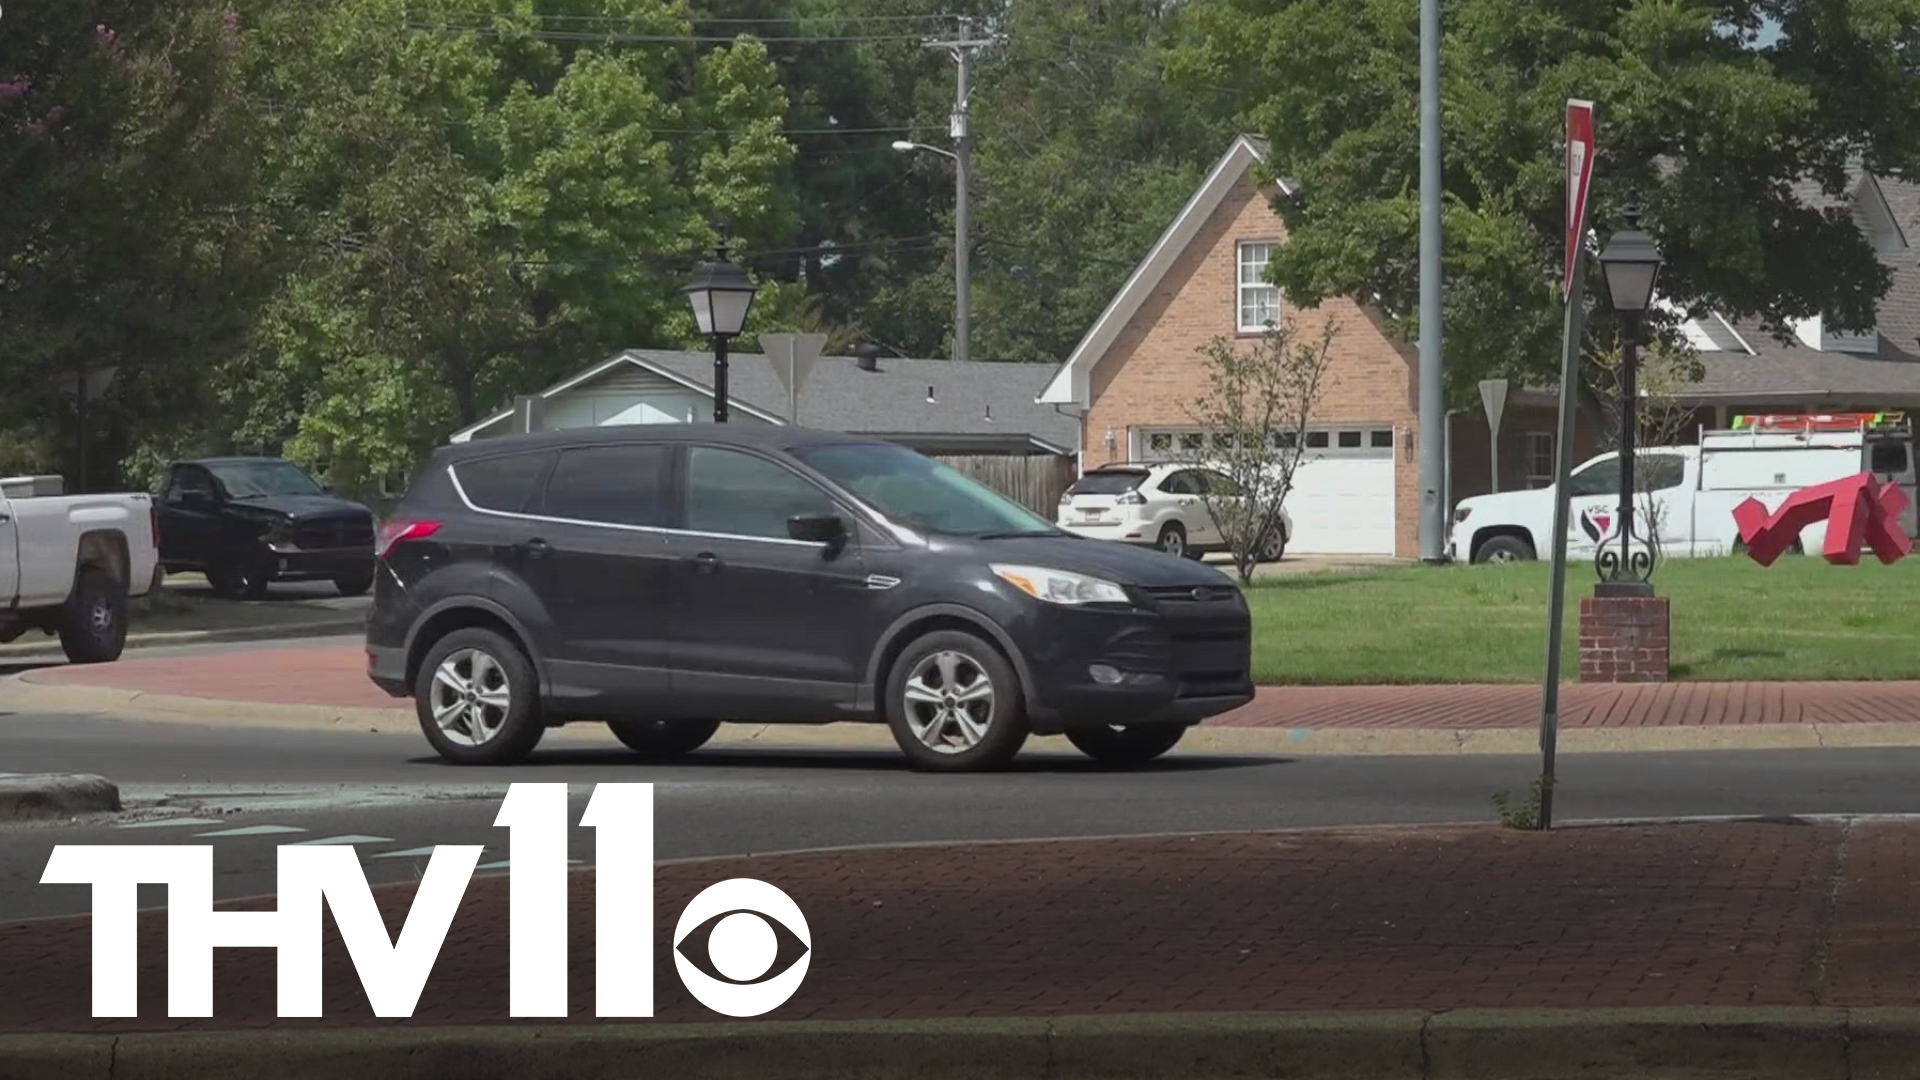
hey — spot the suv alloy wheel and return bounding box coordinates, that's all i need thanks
[884,629,1029,772]
[413,627,546,765]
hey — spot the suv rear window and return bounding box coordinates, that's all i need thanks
[453,451,551,513]
[1067,470,1147,495]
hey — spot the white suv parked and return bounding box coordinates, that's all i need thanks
[1056,462,1291,562]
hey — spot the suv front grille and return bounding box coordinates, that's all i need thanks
[1140,583,1240,603]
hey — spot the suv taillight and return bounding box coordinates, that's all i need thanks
[377,518,441,560]
[1115,490,1146,506]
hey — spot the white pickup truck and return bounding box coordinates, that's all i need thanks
[0,476,160,662]
[1449,416,1919,564]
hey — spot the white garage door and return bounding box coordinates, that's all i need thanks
[1134,424,1397,555]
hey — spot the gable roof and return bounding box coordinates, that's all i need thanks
[450,349,1078,453]
[1037,134,1291,406]
[1678,172,1920,402]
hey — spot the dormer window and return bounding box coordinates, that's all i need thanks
[1794,315,1879,354]
[1237,240,1280,331]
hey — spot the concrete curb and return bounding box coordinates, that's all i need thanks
[0,618,365,661]
[6,678,1920,755]
[0,772,120,822]
[0,1007,1903,1080]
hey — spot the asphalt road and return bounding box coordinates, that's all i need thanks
[3,706,1919,920]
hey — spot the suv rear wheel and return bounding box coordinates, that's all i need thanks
[608,718,721,760]
[1156,522,1189,559]
[1065,723,1188,766]
[885,629,1029,772]
[414,627,545,765]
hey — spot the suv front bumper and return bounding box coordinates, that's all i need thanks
[1011,591,1255,733]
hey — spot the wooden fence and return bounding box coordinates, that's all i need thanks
[931,453,1078,516]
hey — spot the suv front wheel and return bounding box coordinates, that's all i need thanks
[884,629,1030,772]
[414,627,545,765]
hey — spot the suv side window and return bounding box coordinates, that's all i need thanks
[1202,470,1242,497]
[539,444,672,527]
[685,446,836,540]
[455,450,553,514]
[1159,471,1198,495]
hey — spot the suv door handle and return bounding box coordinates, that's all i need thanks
[521,538,550,559]
[687,551,721,573]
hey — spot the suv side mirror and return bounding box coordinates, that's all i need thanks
[788,513,848,552]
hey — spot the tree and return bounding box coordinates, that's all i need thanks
[0,0,276,488]
[955,0,1240,363]
[1166,0,1920,403]
[183,0,799,494]
[1176,318,1338,586]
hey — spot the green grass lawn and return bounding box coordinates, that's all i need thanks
[1247,554,1920,685]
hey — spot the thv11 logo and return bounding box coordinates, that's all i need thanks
[39,782,810,1020]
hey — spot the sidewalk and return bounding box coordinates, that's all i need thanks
[15,641,1920,731]
[3,817,1915,1035]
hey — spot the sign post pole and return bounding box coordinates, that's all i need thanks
[1538,99,1595,831]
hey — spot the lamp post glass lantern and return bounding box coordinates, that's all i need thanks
[1595,205,1664,594]
[683,246,758,423]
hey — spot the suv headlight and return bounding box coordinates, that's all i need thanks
[991,564,1130,606]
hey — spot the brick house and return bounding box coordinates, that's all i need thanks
[1036,134,1594,557]
[1037,135,1920,558]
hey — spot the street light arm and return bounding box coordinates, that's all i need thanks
[891,140,956,161]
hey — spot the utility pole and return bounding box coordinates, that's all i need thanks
[1417,0,1446,561]
[925,18,993,363]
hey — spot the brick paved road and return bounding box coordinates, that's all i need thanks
[21,644,1920,729]
[3,819,1916,1034]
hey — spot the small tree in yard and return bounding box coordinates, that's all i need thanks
[1176,318,1338,587]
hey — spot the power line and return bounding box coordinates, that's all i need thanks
[400,23,943,44]
[252,99,927,138]
[507,234,947,272]
[517,13,963,26]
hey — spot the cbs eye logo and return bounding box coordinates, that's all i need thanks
[672,878,812,1016]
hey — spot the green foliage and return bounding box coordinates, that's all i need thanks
[1168,0,1920,401]
[1492,777,1550,831]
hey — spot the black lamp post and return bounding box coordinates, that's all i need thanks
[1595,204,1664,595]
[682,244,759,423]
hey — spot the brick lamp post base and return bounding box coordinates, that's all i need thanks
[1578,594,1670,683]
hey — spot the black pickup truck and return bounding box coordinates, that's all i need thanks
[155,457,376,600]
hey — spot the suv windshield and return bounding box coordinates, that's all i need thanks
[210,460,325,499]
[795,442,1060,538]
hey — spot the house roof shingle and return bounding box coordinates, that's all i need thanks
[452,349,1080,451]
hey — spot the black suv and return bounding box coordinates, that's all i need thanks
[157,457,377,599]
[366,425,1254,772]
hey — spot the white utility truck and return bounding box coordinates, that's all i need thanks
[1449,413,1918,564]
[0,474,160,662]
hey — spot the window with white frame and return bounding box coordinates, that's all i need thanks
[1135,425,1393,461]
[1237,241,1280,332]
[1524,432,1555,487]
